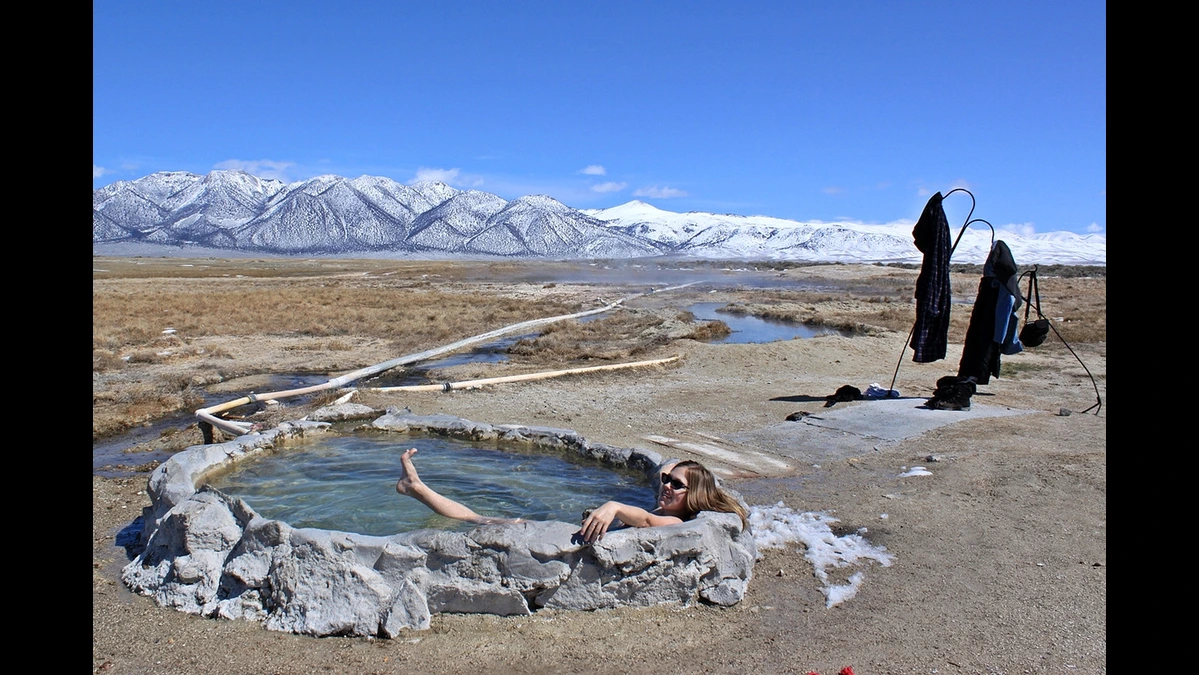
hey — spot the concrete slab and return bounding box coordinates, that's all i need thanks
[730,398,1038,465]
[799,397,1035,441]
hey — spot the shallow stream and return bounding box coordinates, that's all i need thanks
[686,303,849,343]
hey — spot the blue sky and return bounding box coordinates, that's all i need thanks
[93,2,1105,234]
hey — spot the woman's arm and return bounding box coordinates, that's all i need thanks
[579,501,683,543]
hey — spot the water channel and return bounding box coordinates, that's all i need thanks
[686,302,849,343]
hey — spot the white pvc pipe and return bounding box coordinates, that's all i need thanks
[194,282,698,435]
[363,355,680,392]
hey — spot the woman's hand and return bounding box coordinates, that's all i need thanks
[579,501,622,543]
[577,501,683,543]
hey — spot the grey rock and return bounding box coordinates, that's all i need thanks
[381,579,431,635]
[306,402,381,422]
[426,578,530,616]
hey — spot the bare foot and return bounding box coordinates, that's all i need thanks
[395,448,424,496]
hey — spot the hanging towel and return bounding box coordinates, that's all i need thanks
[910,192,952,363]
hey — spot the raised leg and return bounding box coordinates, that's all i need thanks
[396,448,521,525]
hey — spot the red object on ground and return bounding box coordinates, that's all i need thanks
[839,668,855,675]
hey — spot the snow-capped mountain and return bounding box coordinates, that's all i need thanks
[93,171,1106,265]
[583,200,1106,266]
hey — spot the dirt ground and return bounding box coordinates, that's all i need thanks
[92,261,1106,675]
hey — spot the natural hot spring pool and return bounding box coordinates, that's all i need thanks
[205,432,653,536]
[123,413,758,637]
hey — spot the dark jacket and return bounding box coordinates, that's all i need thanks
[910,192,952,363]
[958,240,1022,383]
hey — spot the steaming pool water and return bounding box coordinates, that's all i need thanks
[204,432,655,536]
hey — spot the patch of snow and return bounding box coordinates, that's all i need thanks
[749,502,894,608]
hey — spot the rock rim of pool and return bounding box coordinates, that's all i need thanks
[122,405,758,638]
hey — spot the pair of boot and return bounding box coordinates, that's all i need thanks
[925,376,976,410]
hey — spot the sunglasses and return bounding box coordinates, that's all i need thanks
[661,473,688,491]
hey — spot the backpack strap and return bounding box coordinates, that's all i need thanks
[1022,267,1043,322]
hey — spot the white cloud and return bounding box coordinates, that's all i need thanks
[1006,222,1037,237]
[412,167,460,183]
[93,165,109,179]
[591,181,627,193]
[409,167,485,187]
[1087,222,1104,233]
[581,165,606,176]
[822,186,846,196]
[633,186,688,199]
[214,159,296,182]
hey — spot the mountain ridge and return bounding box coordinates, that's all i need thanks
[93,170,1107,265]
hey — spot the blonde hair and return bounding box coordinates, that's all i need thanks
[675,460,749,530]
